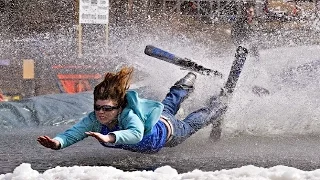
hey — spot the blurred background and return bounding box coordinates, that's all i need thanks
[0,0,318,101]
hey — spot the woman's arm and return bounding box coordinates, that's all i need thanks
[52,112,98,149]
[111,110,145,144]
[87,110,144,145]
[85,132,116,143]
[37,135,61,150]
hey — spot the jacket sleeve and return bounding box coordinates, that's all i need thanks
[53,112,98,149]
[110,110,144,145]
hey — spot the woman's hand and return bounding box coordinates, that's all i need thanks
[85,131,116,143]
[37,136,61,150]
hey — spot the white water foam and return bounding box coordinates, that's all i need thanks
[223,45,320,136]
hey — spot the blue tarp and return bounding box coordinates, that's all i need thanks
[0,86,156,129]
[0,92,93,129]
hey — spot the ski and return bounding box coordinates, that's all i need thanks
[220,46,248,96]
[210,46,248,141]
[144,45,223,77]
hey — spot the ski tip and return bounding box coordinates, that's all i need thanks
[144,45,155,56]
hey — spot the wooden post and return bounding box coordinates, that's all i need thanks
[162,0,165,12]
[105,24,109,54]
[78,24,83,58]
[105,0,109,54]
[316,0,319,16]
[128,0,133,17]
[75,0,82,58]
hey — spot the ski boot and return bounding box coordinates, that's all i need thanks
[173,72,197,93]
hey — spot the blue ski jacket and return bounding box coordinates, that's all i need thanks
[54,90,165,150]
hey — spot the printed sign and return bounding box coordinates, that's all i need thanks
[79,0,109,24]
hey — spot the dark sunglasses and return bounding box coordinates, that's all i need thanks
[94,105,120,112]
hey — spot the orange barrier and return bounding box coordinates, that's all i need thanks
[53,65,102,94]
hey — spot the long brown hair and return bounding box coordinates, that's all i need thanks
[94,67,134,106]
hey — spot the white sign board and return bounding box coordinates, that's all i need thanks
[79,0,109,24]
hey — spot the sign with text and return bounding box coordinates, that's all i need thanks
[79,0,109,24]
